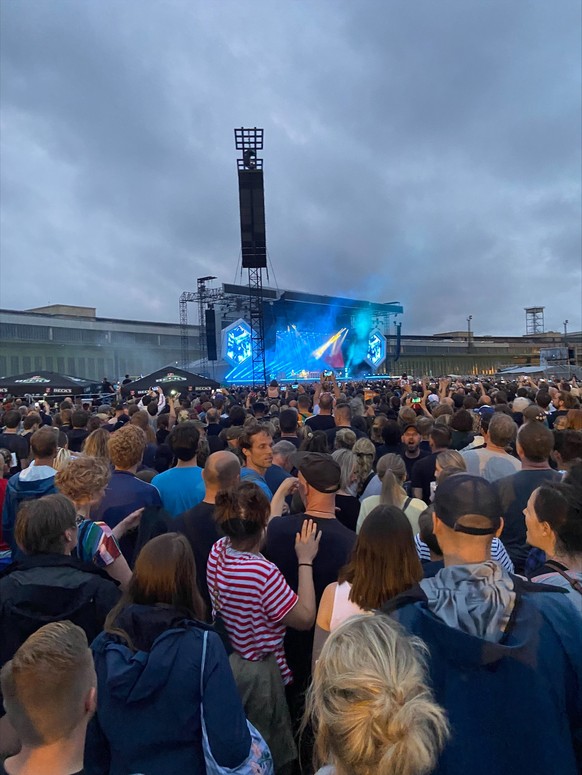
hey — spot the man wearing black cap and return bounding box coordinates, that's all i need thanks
[265,452,356,726]
[400,422,428,482]
[383,474,582,775]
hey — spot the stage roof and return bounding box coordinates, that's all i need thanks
[222,283,403,315]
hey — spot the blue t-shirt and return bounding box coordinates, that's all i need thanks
[240,468,273,500]
[152,466,205,517]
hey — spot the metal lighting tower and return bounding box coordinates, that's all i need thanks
[525,307,545,335]
[235,127,267,387]
[179,278,222,370]
[179,291,196,367]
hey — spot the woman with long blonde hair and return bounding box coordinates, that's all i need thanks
[305,614,449,775]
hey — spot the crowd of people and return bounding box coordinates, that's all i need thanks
[0,371,581,775]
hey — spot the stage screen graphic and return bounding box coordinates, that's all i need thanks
[365,330,386,368]
[222,318,252,365]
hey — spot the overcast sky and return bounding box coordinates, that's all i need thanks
[1,0,581,336]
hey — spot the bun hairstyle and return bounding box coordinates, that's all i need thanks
[215,481,271,548]
[305,615,449,775]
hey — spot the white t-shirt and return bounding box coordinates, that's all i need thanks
[461,448,521,482]
[356,494,427,534]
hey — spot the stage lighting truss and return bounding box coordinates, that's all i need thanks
[222,318,253,366]
[235,127,263,170]
[365,329,386,368]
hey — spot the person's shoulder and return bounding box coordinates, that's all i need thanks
[151,469,170,485]
[268,513,302,535]
[492,469,519,488]
[210,535,228,553]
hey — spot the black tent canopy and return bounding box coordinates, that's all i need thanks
[0,371,99,398]
[122,367,219,397]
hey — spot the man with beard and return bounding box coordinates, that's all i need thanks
[400,422,429,482]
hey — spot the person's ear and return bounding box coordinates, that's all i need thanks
[85,686,97,718]
[432,511,442,537]
[64,527,76,545]
[494,517,504,538]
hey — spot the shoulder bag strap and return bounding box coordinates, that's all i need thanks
[402,497,412,512]
[544,561,582,596]
[200,629,208,696]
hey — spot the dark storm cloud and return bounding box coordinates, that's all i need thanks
[1,0,580,336]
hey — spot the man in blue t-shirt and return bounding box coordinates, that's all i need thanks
[239,422,275,500]
[152,422,205,517]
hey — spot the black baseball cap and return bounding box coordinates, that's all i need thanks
[291,452,341,494]
[434,474,502,536]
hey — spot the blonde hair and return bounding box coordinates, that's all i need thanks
[435,450,465,473]
[332,448,357,492]
[352,437,376,489]
[82,428,111,461]
[53,447,72,472]
[0,621,94,746]
[305,615,449,775]
[334,427,357,451]
[55,456,111,504]
[378,453,407,508]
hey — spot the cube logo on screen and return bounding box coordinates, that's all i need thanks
[222,318,252,365]
[365,330,386,368]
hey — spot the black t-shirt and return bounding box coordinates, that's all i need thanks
[156,427,170,445]
[335,494,360,532]
[410,452,438,503]
[493,469,561,574]
[374,442,403,464]
[67,428,89,453]
[0,432,29,474]
[278,435,301,449]
[402,448,429,482]
[265,513,356,696]
[173,501,222,615]
[305,414,335,432]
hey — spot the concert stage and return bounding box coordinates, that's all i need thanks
[189,283,404,385]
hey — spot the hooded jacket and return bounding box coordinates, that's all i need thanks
[0,553,121,721]
[1,464,56,554]
[85,604,251,775]
[382,568,582,775]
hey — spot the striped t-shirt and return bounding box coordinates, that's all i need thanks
[414,534,514,573]
[207,537,298,685]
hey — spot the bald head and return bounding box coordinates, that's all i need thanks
[203,451,241,502]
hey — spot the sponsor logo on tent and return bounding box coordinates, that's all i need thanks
[155,373,187,383]
[14,376,51,384]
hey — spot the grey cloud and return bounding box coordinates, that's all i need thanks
[0,0,580,338]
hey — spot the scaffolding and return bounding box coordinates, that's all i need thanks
[525,307,545,336]
[179,278,223,369]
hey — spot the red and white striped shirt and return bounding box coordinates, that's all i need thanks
[207,537,298,685]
